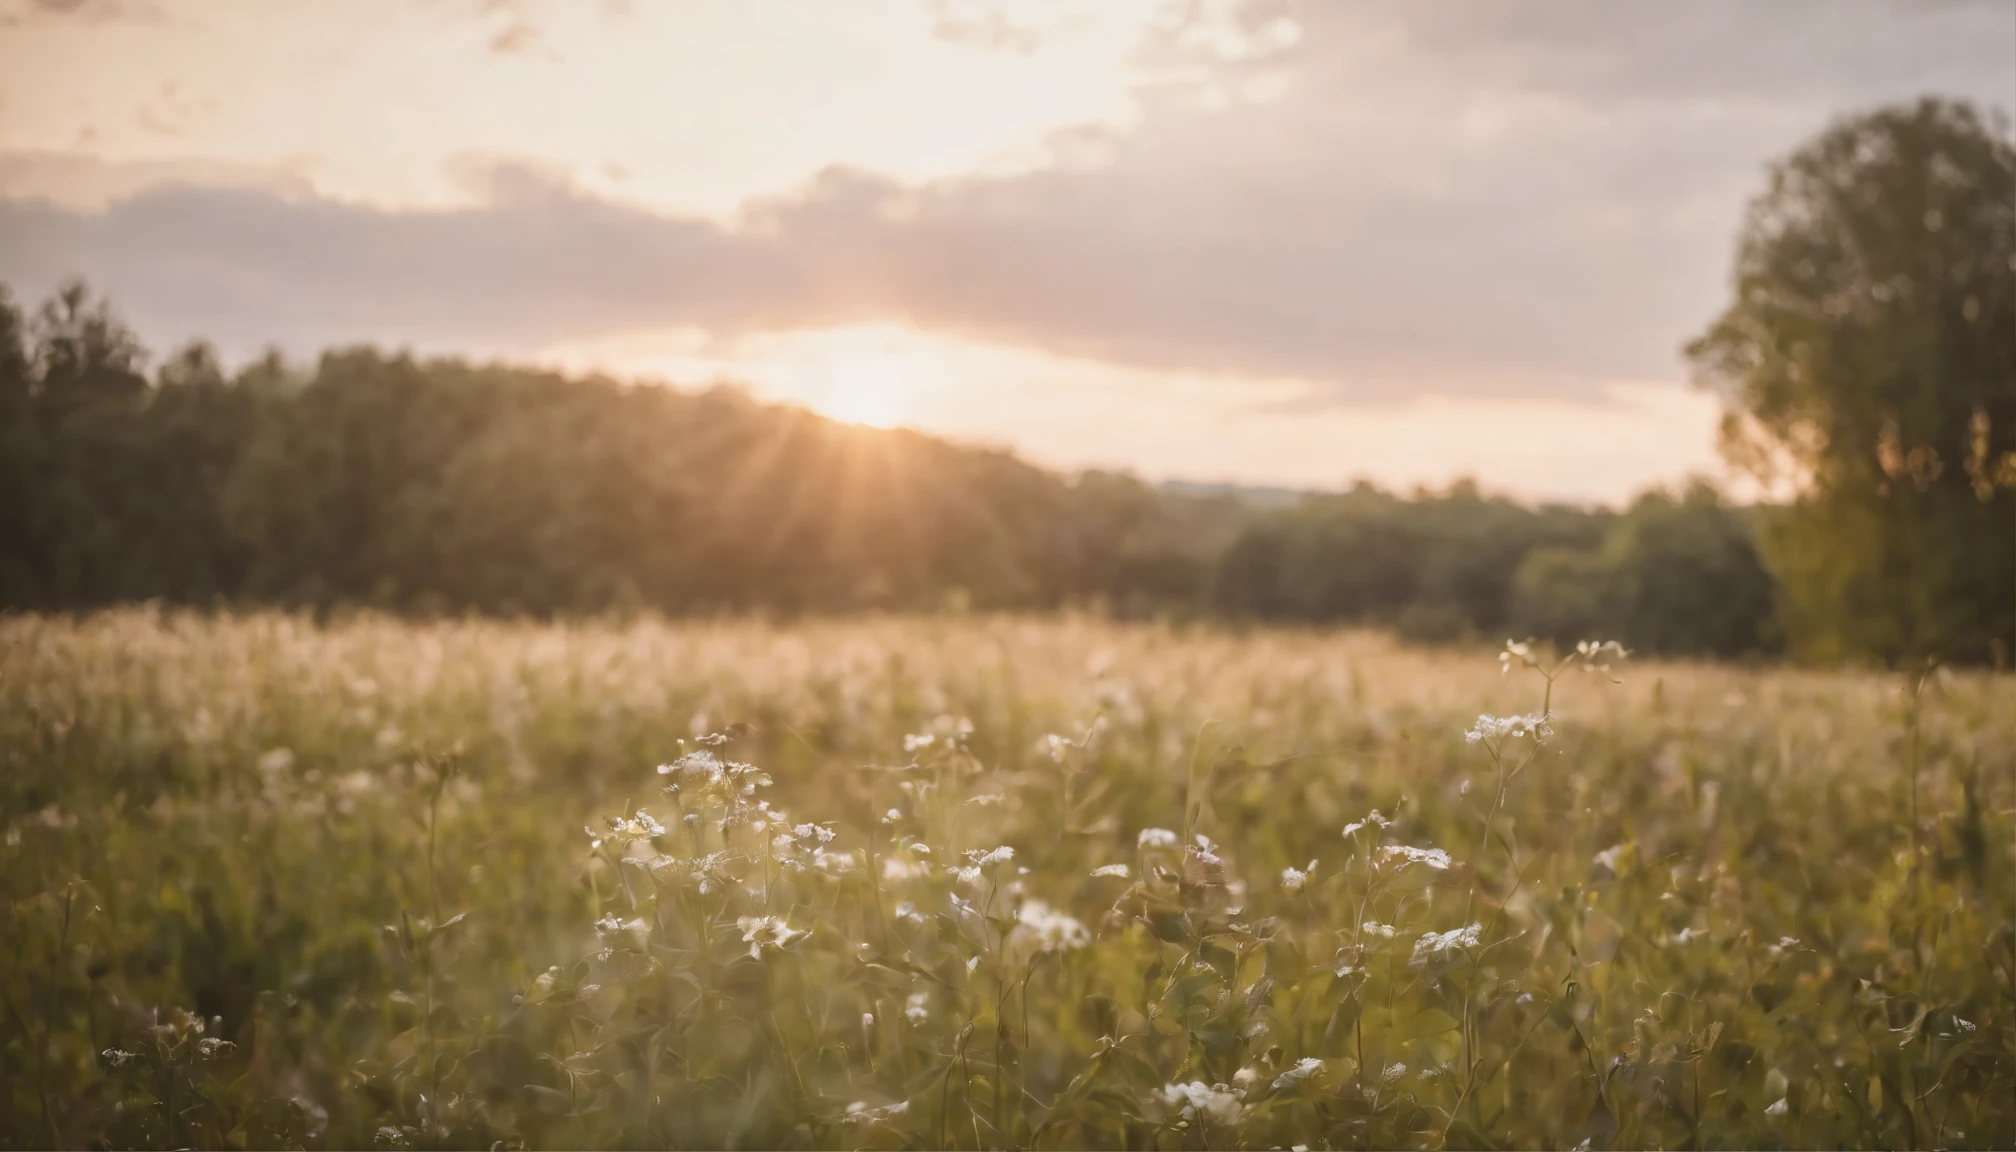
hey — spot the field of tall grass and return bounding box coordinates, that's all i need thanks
[3,608,2013,1149]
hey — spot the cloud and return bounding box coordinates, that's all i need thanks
[5,0,166,23]
[1,0,2009,401]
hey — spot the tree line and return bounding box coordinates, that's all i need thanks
[2,98,2009,664]
[0,278,1779,658]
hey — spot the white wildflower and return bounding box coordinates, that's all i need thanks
[1091,863,1131,879]
[1342,810,1392,838]
[1500,639,1536,673]
[1376,845,1451,871]
[601,809,666,842]
[903,732,935,753]
[904,991,930,1023]
[1159,1081,1243,1124]
[1232,1067,1258,1088]
[1411,923,1483,963]
[882,854,927,881]
[1382,1062,1408,1083]
[736,915,802,959]
[1272,1057,1323,1090]
[594,915,647,941]
[893,900,925,925]
[1280,860,1317,894]
[102,1048,139,1068]
[1574,639,1630,668]
[1013,900,1090,952]
[812,847,856,876]
[1765,1097,1788,1118]
[1464,713,1551,744]
[967,845,1014,867]
[1360,921,1397,938]
[194,1038,234,1060]
[844,1099,910,1123]
[1593,844,1624,872]
[1138,827,1180,849]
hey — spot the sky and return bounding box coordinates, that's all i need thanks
[0,0,2011,505]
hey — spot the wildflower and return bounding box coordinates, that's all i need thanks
[1013,900,1091,952]
[1593,844,1624,872]
[844,1099,910,1123]
[811,847,856,876]
[882,854,927,881]
[1138,827,1180,849]
[1382,1062,1408,1084]
[1765,1097,1788,1118]
[600,809,666,842]
[968,845,1015,867]
[1411,923,1483,963]
[1360,921,1397,938]
[1273,1057,1323,1090]
[903,732,934,752]
[1280,860,1316,893]
[1090,863,1131,879]
[1159,1081,1243,1123]
[1042,733,1074,761]
[736,915,802,959]
[1376,845,1451,871]
[102,1048,138,1068]
[893,901,925,925]
[1342,810,1392,838]
[1500,639,1536,673]
[905,991,930,1022]
[1464,713,1550,744]
[594,915,646,940]
[194,1038,235,1060]
[1574,639,1630,669]
[1232,1067,1258,1088]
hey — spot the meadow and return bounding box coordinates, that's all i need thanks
[3,609,2013,1150]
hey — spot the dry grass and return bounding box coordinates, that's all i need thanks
[4,608,2014,1148]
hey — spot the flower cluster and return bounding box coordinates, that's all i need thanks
[1376,844,1451,871]
[1411,922,1483,964]
[1464,713,1550,744]
[1012,899,1090,953]
[1158,1080,1243,1124]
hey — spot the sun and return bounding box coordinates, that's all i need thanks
[803,328,934,429]
[821,377,911,429]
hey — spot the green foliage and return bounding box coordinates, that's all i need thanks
[1688,97,2016,665]
[4,611,2014,1148]
[1511,482,1778,659]
[1210,480,1615,644]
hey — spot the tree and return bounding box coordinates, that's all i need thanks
[1687,98,2016,664]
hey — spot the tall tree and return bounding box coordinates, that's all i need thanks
[1687,98,2016,664]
